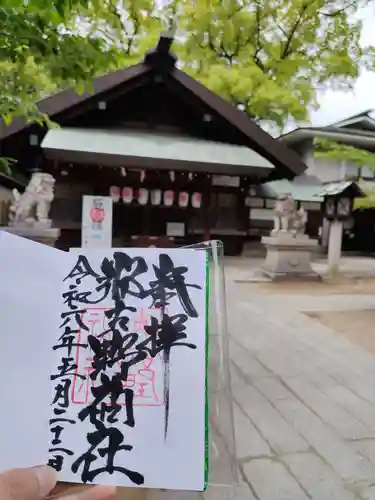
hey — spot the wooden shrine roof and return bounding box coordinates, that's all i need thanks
[0,33,307,179]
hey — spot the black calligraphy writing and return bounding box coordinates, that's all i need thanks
[50,251,202,484]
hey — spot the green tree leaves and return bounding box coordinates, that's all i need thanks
[0,0,373,132]
[315,137,375,208]
[0,0,164,123]
[315,138,375,171]
[176,0,372,129]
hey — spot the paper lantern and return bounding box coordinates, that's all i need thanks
[138,188,149,205]
[191,192,202,209]
[151,190,162,206]
[122,187,133,204]
[109,186,121,202]
[164,190,174,206]
[178,192,189,208]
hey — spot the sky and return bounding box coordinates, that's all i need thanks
[311,4,375,126]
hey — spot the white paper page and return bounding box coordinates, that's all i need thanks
[50,248,208,491]
[0,231,70,471]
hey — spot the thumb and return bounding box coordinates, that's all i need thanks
[0,466,57,500]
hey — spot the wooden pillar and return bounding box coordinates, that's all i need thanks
[142,205,150,237]
[243,178,251,235]
[203,186,211,241]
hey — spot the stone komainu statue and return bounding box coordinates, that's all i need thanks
[9,172,56,226]
[273,193,307,236]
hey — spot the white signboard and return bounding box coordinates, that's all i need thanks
[212,175,240,187]
[249,208,274,220]
[166,222,185,237]
[82,195,113,248]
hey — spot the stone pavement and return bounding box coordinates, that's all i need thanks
[225,258,375,500]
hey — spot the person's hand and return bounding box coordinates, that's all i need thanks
[0,466,117,500]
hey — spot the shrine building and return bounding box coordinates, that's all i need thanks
[0,32,307,254]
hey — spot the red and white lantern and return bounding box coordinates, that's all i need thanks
[122,187,133,204]
[138,188,149,205]
[191,192,202,209]
[151,189,162,206]
[178,192,189,208]
[164,190,174,206]
[109,186,121,202]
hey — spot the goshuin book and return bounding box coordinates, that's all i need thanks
[0,232,209,492]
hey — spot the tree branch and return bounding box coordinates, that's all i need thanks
[280,2,310,59]
[126,7,140,55]
[252,1,265,71]
[321,0,358,17]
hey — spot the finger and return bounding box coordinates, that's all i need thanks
[0,466,57,500]
[58,485,116,500]
[48,483,96,499]
[47,482,83,498]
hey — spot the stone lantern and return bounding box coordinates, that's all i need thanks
[319,181,365,277]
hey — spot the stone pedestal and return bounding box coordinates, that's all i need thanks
[261,232,320,281]
[0,226,60,247]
